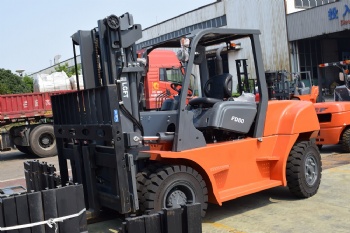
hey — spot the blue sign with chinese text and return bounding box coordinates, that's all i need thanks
[328,4,350,20]
[328,7,338,20]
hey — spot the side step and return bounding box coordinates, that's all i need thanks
[256,156,280,161]
[219,179,283,202]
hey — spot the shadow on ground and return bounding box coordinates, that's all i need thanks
[0,150,37,162]
[203,186,297,223]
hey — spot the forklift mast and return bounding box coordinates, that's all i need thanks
[52,13,147,217]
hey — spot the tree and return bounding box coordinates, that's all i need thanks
[23,75,34,92]
[54,62,81,77]
[0,69,32,94]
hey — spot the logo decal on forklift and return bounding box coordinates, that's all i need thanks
[122,82,129,98]
[114,109,119,122]
[231,116,244,124]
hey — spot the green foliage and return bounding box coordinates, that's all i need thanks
[0,69,33,94]
[236,78,257,95]
[54,62,81,77]
[23,75,34,92]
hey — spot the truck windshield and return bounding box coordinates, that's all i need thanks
[160,68,183,83]
[161,68,196,88]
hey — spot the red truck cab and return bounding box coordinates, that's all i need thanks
[144,50,183,110]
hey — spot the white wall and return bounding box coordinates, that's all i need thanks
[223,0,290,89]
[285,0,304,14]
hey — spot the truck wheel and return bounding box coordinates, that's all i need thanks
[29,124,57,158]
[286,141,322,198]
[341,128,350,152]
[140,165,208,217]
[16,145,35,156]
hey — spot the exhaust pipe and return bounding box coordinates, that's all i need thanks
[215,44,225,75]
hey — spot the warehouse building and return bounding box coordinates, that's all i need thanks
[137,0,350,92]
[35,0,350,93]
[287,0,350,91]
[137,0,290,90]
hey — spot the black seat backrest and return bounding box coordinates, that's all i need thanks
[204,73,233,99]
[204,73,232,99]
[189,73,233,107]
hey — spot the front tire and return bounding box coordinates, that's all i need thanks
[139,165,208,217]
[286,141,322,198]
[341,128,350,152]
[29,124,57,158]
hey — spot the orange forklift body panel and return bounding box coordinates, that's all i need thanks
[296,86,319,103]
[314,101,350,145]
[146,100,319,205]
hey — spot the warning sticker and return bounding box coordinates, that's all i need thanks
[114,109,119,122]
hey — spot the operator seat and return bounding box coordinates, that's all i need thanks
[190,73,257,135]
[298,81,310,95]
[189,73,233,107]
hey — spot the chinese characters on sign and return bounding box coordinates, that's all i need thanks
[329,4,350,26]
[328,7,338,20]
[343,5,350,17]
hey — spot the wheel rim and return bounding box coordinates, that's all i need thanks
[39,133,54,149]
[163,182,195,208]
[305,153,318,186]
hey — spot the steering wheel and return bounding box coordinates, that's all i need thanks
[170,83,193,96]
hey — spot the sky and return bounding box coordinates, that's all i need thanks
[0,0,215,75]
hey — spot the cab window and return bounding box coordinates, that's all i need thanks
[159,68,183,83]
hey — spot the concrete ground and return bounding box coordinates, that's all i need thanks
[201,164,350,233]
[0,150,60,188]
[1,145,350,233]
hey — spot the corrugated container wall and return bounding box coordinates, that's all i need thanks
[139,0,290,89]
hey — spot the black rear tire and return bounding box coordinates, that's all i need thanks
[29,124,57,158]
[341,128,350,152]
[139,165,208,217]
[286,140,322,198]
[16,145,35,156]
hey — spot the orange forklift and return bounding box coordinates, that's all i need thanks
[265,70,319,102]
[256,70,319,103]
[53,13,322,218]
[290,71,319,103]
[314,60,350,151]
